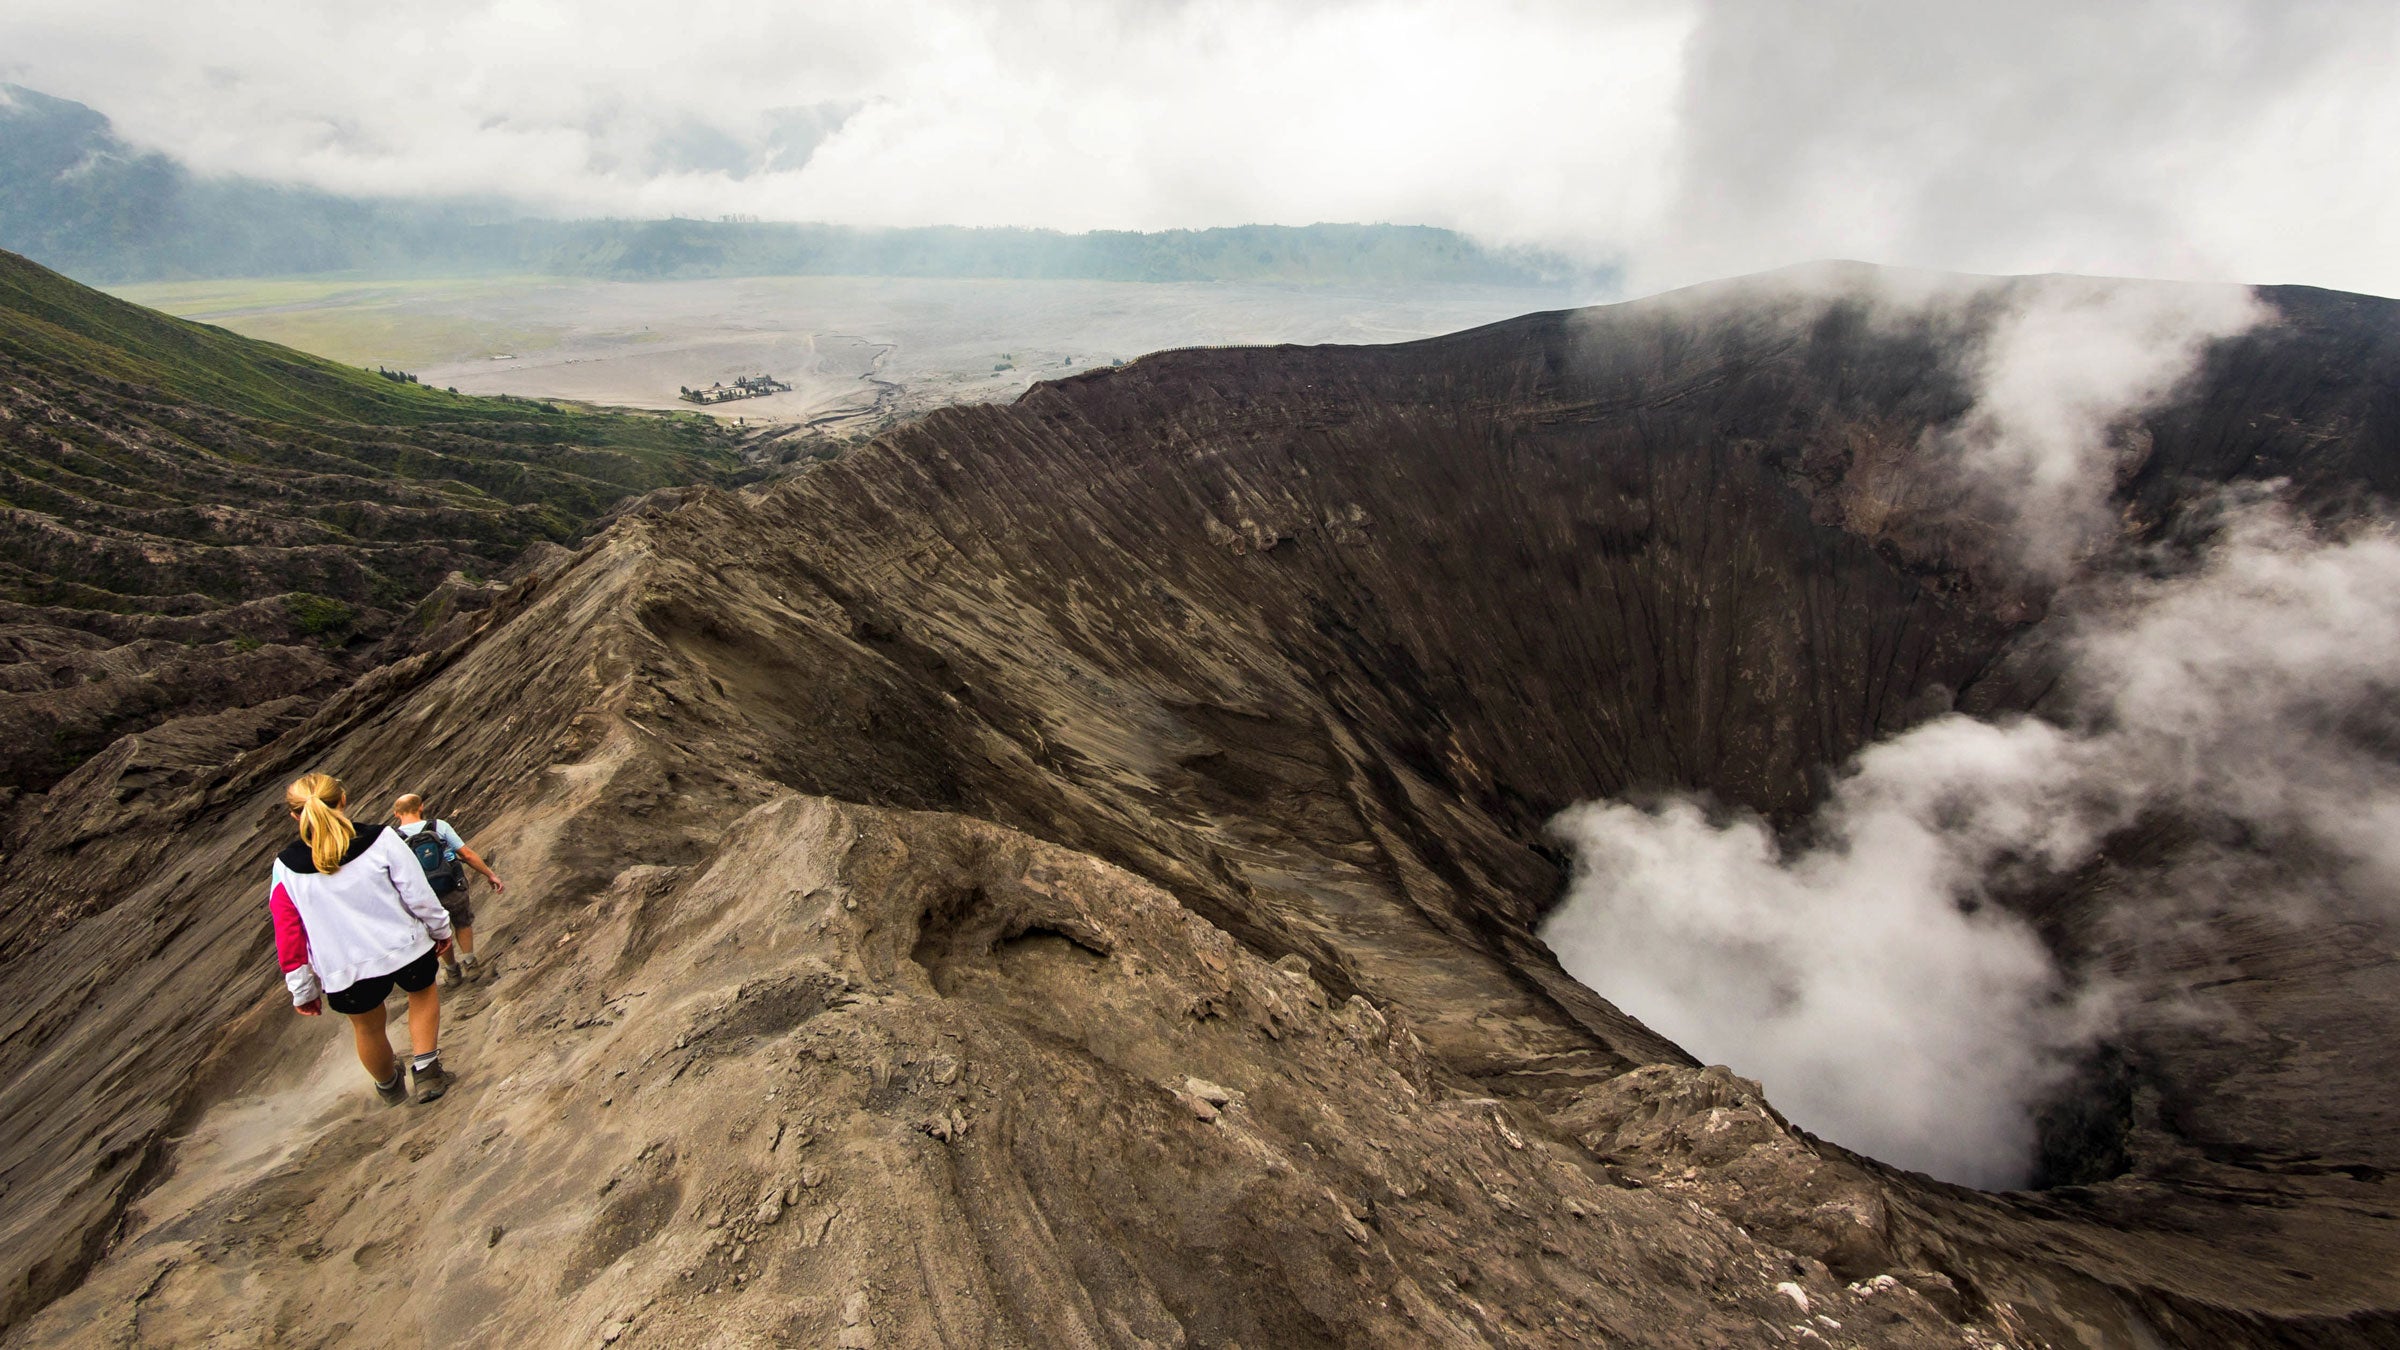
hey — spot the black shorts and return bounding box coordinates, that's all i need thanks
[326,947,440,1015]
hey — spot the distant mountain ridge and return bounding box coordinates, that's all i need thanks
[0,85,477,280]
[0,85,1597,288]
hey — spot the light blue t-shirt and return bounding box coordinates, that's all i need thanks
[398,818,464,860]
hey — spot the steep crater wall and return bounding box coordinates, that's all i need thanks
[6,269,2400,1344]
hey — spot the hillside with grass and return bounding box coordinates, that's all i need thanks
[0,247,743,791]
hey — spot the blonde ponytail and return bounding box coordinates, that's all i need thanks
[285,772,356,873]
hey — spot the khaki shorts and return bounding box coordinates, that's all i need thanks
[439,877,475,931]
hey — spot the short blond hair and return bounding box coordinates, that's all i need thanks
[392,793,427,818]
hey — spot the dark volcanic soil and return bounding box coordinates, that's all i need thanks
[3,266,2398,1346]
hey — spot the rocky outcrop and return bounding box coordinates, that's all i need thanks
[2,268,2398,1345]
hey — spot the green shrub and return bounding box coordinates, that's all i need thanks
[282,592,355,635]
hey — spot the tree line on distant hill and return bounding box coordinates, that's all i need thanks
[0,85,1602,289]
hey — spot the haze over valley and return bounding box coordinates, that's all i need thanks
[7,81,1597,431]
[108,273,1592,430]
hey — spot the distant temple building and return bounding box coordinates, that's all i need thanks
[679,374,792,406]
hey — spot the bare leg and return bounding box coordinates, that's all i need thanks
[454,924,475,957]
[406,984,441,1060]
[348,1007,398,1082]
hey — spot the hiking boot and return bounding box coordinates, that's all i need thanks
[373,1070,408,1107]
[412,1058,452,1104]
[459,953,482,983]
[442,952,465,984]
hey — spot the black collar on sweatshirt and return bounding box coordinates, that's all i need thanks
[277,823,386,874]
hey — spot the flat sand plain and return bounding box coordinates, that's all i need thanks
[112,274,1595,427]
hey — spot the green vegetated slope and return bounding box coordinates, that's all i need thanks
[0,246,737,571]
[0,247,741,790]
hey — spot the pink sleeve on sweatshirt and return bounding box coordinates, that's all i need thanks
[271,879,323,1009]
[270,882,310,972]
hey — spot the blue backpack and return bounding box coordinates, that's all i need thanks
[402,822,464,896]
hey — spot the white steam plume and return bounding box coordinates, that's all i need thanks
[1546,719,2105,1188]
[1935,279,2264,580]
[1543,280,2400,1187]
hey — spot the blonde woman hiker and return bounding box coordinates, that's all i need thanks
[390,793,505,984]
[270,773,456,1105]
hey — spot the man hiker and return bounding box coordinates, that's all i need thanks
[391,794,505,983]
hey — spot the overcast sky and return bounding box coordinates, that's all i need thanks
[5,0,2396,295]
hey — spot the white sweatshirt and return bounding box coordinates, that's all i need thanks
[268,824,454,1006]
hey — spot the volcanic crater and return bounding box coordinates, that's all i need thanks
[3,263,2399,1345]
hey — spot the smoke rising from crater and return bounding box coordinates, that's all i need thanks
[1934,280,2265,580]
[1544,280,2400,1187]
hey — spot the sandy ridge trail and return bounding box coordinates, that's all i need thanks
[0,515,1975,1347]
[5,272,2400,1345]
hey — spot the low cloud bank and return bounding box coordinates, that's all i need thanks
[1543,279,2400,1187]
[7,3,2400,295]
